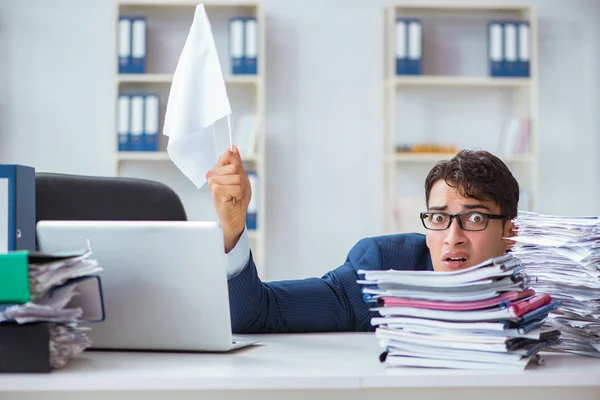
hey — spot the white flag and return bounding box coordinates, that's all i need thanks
[163,4,231,189]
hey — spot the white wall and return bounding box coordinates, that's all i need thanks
[0,0,599,281]
[0,0,116,176]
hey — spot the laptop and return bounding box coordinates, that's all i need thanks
[36,220,257,352]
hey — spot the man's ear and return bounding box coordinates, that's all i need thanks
[503,219,517,253]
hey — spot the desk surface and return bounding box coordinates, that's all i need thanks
[2,333,600,392]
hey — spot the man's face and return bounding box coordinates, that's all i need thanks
[425,179,514,272]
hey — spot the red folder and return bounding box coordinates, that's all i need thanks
[508,294,552,317]
[380,289,535,311]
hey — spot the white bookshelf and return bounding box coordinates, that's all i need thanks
[113,0,267,277]
[382,2,538,234]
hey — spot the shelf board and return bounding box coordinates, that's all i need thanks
[392,153,458,162]
[393,3,531,12]
[117,152,170,161]
[117,151,261,163]
[502,154,533,164]
[117,74,261,85]
[390,76,531,88]
[117,74,173,83]
[241,154,260,163]
[118,1,260,7]
[225,75,262,85]
[392,153,532,163]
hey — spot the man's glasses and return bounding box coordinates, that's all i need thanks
[420,211,509,231]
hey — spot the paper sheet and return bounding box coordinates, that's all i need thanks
[163,4,232,188]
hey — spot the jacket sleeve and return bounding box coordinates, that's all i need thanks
[227,237,383,333]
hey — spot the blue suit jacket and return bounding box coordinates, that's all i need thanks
[228,233,434,333]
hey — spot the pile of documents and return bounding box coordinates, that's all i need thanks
[359,254,562,370]
[510,211,600,357]
[0,249,105,371]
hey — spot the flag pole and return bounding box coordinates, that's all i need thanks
[227,114,237,205]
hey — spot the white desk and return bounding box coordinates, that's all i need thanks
[1,333,599,400]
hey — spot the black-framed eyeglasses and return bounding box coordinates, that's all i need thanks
[420,211,509,231]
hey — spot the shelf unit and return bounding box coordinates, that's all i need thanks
[113,0,267,276]
[382,2,538,235]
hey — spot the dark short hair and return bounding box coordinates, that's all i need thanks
[424,149,520,218]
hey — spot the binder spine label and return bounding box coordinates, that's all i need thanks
[395,18,407,75]
[504,22,517,76]
[489,22,504,76]
[244,18,258,74]
[230,18,245,74]
[144,94,159,151]
[407,20,422,75]
[518,22,530,77]
[131,18,147,73]
[118,18,131,73]
[118,95,131,151]
[130,96,145,151]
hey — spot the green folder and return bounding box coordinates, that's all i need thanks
[0,251,30,303]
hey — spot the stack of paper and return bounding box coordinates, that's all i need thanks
[0,250,104,369]
[359,254,562,370]
[510,211,600,358]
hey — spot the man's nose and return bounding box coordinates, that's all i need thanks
[444,217,467,246]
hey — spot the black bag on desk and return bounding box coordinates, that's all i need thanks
[0,322,51,373]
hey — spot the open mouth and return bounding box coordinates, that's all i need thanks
[445,257,467,262]
[442,254,469,270]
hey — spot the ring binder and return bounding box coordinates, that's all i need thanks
[0,249,105,372]
[0,322,51,373]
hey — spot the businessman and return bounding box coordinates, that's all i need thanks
[206,147,519,333]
